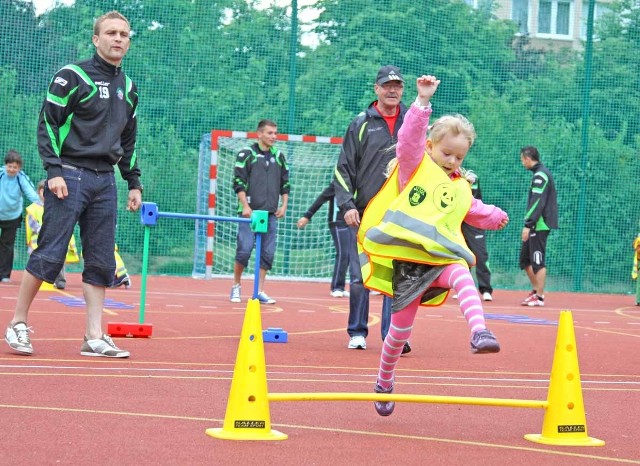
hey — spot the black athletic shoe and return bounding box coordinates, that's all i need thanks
[112,274,131,289]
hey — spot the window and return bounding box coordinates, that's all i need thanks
[580,2,611,40]
[465,0,494,10]
[512,0,530,33]
[537,0,574,36]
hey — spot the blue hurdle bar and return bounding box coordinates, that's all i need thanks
[138,202,268,324]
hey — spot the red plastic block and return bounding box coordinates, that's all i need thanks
[107,322,153,338]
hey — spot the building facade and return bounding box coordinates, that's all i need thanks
[466,0,613,49]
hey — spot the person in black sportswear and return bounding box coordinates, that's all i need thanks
[297,183,358,298]
[229,119,290,305]
[333,65,410,352]
[519,146,558,307]
[5,11,142,358]
[461,174,494,301]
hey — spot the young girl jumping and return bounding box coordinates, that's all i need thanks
[358,75,509,416]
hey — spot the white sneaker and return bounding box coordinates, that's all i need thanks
[5,322,34,355]
[452,294,458,299]
[330,290,344,298]
[230,284,241,303]
[527,295,545,307]
[482,292,493,301]
[257,291,276,304]
[343,290,350,297]
[80,334,129,358]
[347,335,366,349]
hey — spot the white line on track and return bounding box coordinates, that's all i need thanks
[1,364,638,386]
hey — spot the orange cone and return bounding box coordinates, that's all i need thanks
[206,298,287,441]
[525,310,604,446]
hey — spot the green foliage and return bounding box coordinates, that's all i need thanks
[2,0,639,293]
[0,68,41,171]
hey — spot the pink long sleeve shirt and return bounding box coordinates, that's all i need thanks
[395,104,507,231]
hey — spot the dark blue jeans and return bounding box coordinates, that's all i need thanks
[235,213,277,270]
[329,223,358,291]
[27,166,117,286]
[346,226,392,340]
[462,223,492,294]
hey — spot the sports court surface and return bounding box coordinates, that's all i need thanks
[1,272,639,465]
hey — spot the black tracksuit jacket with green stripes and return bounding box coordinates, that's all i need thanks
[333,101,408,215]
[524,162,558,231]
[37,53,141,190]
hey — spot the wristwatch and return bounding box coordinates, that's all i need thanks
[131,185,144,193]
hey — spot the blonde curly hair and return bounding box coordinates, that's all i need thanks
[385,114,476,178]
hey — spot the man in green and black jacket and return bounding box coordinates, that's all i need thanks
[5,11,141,359]
[519,145,558,308]
[230,119,290,306]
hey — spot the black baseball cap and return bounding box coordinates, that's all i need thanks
[376,65,405,86]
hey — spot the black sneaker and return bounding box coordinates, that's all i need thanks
[470,329,500,354]
[374,383,395,416]
[401,341,412,355]
[112,274,131,289]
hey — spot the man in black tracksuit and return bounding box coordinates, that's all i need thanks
[461,176,494,301]
[230,119,290,305]
[519,146,558,307]
[297,183,359,297]
[333,65,409,351]
[5,11,142,358]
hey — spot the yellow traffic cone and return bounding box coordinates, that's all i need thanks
[206,298,287,441]
[525,310,604,446]
[39,281,57,291]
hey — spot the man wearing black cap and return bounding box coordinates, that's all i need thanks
[333,65,410,353]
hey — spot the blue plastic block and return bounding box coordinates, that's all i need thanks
[263,327,288,343]
[140,202,159,226]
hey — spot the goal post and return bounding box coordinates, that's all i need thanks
[194,129,344,280]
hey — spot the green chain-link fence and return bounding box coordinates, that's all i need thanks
[2,0,639,294]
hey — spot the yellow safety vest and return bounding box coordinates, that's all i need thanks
[114,244,128,278]
[359,154,474,305]
[25,202,80,263]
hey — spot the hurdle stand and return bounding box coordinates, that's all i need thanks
[207,310,604,446]
[107,202,270,338]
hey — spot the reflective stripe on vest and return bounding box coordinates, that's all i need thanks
[359,153,474,301]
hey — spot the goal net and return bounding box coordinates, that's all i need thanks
[194,130,343,280]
